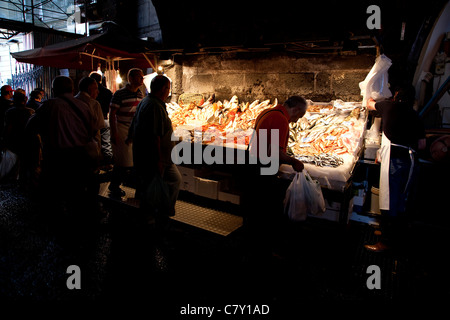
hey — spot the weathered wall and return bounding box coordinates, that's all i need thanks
[166,52,375,104]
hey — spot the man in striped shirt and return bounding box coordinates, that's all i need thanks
[109,68,145,197]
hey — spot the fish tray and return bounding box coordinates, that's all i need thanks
[306,100,335,114]
[179,93,204,106]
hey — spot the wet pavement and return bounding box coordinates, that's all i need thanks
[1,176,449,314]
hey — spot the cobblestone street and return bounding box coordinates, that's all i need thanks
[1,179,449,313]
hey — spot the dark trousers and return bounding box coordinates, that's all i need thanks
[110,165,133,189]
[381,155,418,247]
[116,164,180,254]
[38,148,100,254]
[387,156,417,217]
[241,167,290,259]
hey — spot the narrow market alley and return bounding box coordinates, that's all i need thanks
[1,166,449,313]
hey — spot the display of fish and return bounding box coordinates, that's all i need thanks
[167,95,365,167]
[287,106,366,165]
[344,106,361,121]
[168,96,277,144]
[296,153,344,168]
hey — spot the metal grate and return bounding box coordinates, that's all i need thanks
[172,200,243,236]
[98,182,243,236]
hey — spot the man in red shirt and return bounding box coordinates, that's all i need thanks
[250,95,306,174]
[244,96,307,261]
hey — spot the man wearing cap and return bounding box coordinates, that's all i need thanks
[1,85,14,148]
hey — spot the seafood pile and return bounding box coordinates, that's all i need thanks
[296,153,345,168]
[288,102,365,163]
[168,95,276,145]
[307,104,333,113]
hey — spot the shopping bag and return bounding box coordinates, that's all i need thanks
[142,174,171,216]
[303,171,326,215]
[283,171,308,221]
[0,149,18,182]
[283,170,326,221]
[359,54,392,107]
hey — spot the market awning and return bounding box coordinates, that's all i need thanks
[10,25,158,71]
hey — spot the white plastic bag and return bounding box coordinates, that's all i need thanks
[283,170,326,221]
[359,54,392,107]
[283,172,308,221]
[303,170,326,215]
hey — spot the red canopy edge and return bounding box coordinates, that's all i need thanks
[11,32,157,71]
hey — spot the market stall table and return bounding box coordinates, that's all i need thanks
[169,97,368,223]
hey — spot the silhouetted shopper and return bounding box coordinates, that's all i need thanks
[26,76,99,252]
[365,84,426,252]
[89,72,113,168]
[108,68,144,197]
[0,85,14,149]
[128,75,181,243]
[3,91,34,184]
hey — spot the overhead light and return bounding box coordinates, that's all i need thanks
[116,69,122,84]
[157,65,164,74]
[97,63,102,76]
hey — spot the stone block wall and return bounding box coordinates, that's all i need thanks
[166,51,376,104]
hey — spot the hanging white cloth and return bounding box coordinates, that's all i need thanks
[111,122,133,167]
[378,132,391,211]
[378,132,417,211]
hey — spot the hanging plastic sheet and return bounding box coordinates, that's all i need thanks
[359,54,393,107]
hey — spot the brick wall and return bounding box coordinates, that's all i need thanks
[166,52,375,104]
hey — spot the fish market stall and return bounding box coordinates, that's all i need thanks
[280,99,367,192]
[167,95,368,223]
[168,97,367,188]
[280,100,367,223]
